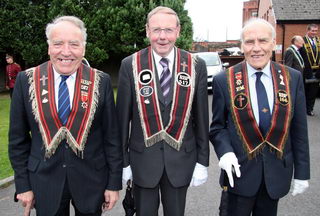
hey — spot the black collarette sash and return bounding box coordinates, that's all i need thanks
[26,61,101,158]
[227,61,292,158]
[303,36,320,69]
[132,47,196,151]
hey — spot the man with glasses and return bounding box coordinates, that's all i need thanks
[116,6,209,216]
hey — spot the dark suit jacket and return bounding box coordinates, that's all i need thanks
[116,48,209,188]
[300,37,320,79]
[9,63,122,216]
[209,61,310,199]
[284,46,304,73]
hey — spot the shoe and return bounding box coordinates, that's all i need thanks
[307,111,315,116]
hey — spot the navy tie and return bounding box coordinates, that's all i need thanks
[159,58,172,100]
[255,72,271,137]
[58,75,70,126]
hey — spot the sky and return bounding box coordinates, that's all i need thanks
[184,0,246,42]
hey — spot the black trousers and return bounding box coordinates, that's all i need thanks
[54,179,102,216]
[305,82,319,113]
[225,181,279,216]
[134,170,188,216]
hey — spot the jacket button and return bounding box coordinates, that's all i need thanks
[62,164,67,168]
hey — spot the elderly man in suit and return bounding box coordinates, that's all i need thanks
[284,35,305,73]
[9,16,122,216]
[209,18,310,216]
[116,6,209,216]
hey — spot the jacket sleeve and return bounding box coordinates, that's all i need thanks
[8,72,32,194]
[102,73,123,190]
[209,74,234,159]
[289,70,310,180]
[116,57,133,168]
[193,58,210,166]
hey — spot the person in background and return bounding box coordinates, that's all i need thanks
[5,54,21,98]
[284,35,305,73]
[209,18,310,216]
[299,24,320,116]
[9,16,122,216]
[116,6,209,216]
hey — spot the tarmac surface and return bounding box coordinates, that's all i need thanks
[0,97,319,216]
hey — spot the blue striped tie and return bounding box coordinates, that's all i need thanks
[159,58,171,101]
[58,75,70,126]
[255,72,271,137]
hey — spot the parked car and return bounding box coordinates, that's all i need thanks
[194,52,229,92]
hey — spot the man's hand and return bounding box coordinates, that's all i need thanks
[16,191,35,216]
[122,165,133,185]
[189,163,208,187]
[292,179,309,196]
[103,190,119,211]
[218,152,241,188]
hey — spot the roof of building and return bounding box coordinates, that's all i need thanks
[273,0,320,20]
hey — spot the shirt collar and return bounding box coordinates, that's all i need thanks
[246,61,271,78]
[53,67,77,83]
[152,47,175,65]
[291,44,299,51]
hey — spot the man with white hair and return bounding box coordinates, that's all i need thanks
[209,18,310,215]
[9,16,122,216]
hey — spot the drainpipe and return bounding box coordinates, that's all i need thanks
[281,23,286,62]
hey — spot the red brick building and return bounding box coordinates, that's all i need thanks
[243,0,259,25]
[255,0,320,62]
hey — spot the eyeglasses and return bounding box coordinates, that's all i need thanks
[149,27,177,35]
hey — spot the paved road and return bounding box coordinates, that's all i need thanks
[1,97,319,216]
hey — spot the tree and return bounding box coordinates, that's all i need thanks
[0,0,193,67]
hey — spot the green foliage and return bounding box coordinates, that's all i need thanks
[0,94,13,180]
[0,0,193,67]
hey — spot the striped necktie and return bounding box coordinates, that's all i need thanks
[159,58,172,101]
[255,72,271,137]
[58,75,70,126]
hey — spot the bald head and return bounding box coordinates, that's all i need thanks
[291,35,304,49]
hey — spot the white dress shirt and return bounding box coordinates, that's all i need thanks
[247,61,274,125]
[53,68,76,110]
[152,49,175,79]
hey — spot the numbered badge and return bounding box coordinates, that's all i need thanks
[176,72,191,87]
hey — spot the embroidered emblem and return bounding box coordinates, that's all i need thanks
[40,75,48,86]
[181,61,188,72]
[277,90,289,106]
[234,93,248,109]
[42,89,48,96]
[139,86,153,97]
[279,74,285,85]
[177,72,191,87]
[42,97,48,103]
[144,99,150,104]
[139,69,153,85]
[262,108,269,113]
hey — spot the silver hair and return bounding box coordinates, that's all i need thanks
[46,16,87,45]
[240,18,276,42]
[146,6,180,27]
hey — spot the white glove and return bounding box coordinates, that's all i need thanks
[189,163,208,187]
[122,165,132,185]
[292,179,309,196]
[218,152,241,188]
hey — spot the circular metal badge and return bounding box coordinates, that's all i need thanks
[139,86,154,97]
[139,69,153,85]
[234,93,248,110]
[277,90,289,106]
[176,72,191,87]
